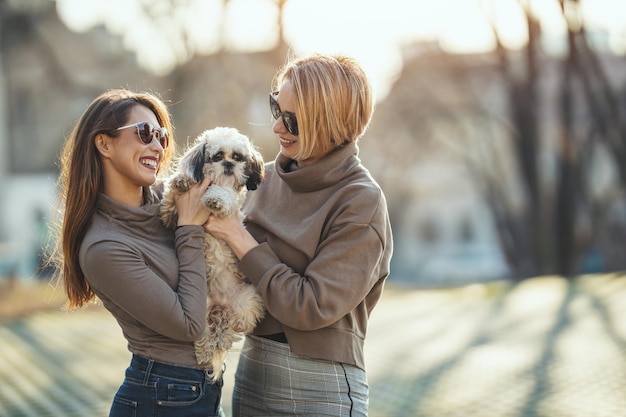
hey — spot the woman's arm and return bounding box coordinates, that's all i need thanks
[238,223,386,331]
[205,203,390,331]
[81,227,208,341]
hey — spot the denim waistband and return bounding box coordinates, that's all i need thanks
[130,354,212,382]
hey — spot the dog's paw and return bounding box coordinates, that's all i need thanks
[171,175,195,193]
[204,196,228,216]
[203,186,238,216]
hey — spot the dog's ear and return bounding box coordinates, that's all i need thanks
[245,150,265,190]
[191,143,206,183]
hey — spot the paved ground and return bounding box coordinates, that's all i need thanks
[0,274,625,417]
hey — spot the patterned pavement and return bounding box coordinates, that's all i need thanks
[0,274,625,417]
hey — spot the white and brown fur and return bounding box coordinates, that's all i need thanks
[160,126,265,381]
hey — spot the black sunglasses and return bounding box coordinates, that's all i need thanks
[115,122,169,149]
[269,92,299,136]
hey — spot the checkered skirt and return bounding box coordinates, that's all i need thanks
[232,335,369,416]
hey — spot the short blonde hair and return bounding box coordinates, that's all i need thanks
[273,54,374,161]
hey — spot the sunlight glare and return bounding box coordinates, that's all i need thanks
[179,0,223,55]
[101,1,142,37]
[280,0,535,97]
[123,14,177,76]
[55,0,104,33]
[582,0,626,54]
[530,0,567,36]
[55,0,626,93]
[282,0,408,100]
[439,0,495,54]
[489,0,528,50]
[223,0,279,52]
[581,0,626,31]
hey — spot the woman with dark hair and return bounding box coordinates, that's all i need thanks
[50,88,223,416]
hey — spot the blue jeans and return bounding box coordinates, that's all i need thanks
[109,355,224,417]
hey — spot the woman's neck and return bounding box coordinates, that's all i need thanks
[102,182,144,207]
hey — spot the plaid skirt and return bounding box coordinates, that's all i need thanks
[232,335,369,417]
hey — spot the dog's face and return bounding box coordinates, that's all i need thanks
[178,127,264,191]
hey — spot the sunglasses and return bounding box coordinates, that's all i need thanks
[115,122,169,149]
[269,92,299,136]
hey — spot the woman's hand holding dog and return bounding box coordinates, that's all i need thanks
[174,177,213,226]
[204,213,259,260]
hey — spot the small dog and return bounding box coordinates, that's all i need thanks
[160,126,265,381]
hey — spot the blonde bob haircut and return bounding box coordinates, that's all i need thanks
[273,54,374,161]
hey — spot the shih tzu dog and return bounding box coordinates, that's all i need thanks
[160,126,265,381]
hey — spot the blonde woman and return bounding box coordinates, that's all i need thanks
[50,89,223,416]
[205,54,394,417]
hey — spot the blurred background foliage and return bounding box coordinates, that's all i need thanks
[0,0,625,290]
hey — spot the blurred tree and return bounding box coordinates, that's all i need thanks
[372,0,626,281]
[483,0,626,278]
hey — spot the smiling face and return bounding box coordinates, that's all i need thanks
[95,105,166,205]
[272,79,334,168]
[271,54,375,169]
[272,80,301,162]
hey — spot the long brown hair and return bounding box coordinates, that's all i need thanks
[49,89,175,308]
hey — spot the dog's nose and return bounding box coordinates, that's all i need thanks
[223,161,234,174]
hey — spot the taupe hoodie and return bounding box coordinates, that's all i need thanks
[240,142,393,370]
[79,189,209,368]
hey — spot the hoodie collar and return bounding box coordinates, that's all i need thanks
[97,186,161,224]
[275,143,360,192]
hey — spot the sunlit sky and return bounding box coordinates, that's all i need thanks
[56,0,626,101]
